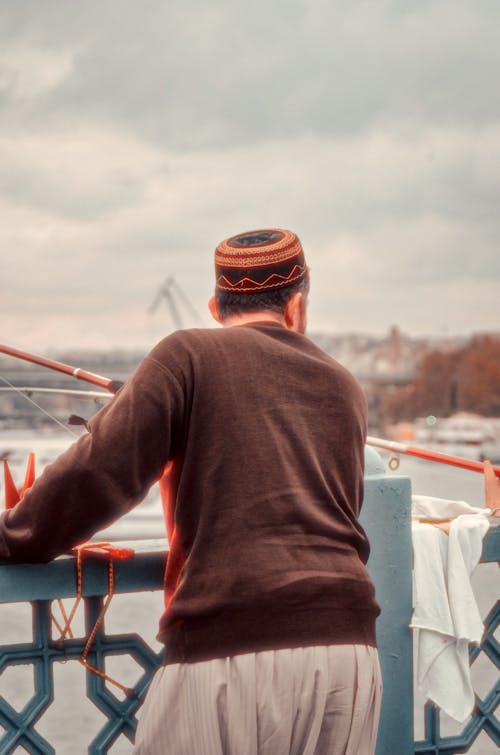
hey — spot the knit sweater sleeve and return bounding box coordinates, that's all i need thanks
[0,355,184,563]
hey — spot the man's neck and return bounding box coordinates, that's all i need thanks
[221,311,286,329]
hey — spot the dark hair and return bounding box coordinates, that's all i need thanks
[215,274,309,320]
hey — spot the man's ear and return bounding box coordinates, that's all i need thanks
[208,296,223,324]
[284,291,307,333]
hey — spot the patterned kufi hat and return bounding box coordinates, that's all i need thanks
[214,229,307,294]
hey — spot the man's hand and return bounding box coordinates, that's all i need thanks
[484,460,500,517]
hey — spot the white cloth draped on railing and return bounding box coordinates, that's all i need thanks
[410,495,493,722]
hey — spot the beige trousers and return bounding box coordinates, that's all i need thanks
[134,645,382,755]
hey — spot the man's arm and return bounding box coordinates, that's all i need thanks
[0,355,184,563]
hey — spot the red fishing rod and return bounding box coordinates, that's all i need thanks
[1,345,123,511]
[367,436,500,479]
[0,344,123,394]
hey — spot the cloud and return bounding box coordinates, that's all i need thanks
[0,1,499,348]
[2,1,500,148]
[0,43,81,102]
[0,126,160,220]
[2,120,499,335]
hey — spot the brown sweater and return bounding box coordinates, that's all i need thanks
[0,323,380,662]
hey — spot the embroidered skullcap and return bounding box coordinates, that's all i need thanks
[214,229,307,294]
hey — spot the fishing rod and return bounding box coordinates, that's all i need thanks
[0,344,123,394]
[2,343,499,479]
[367,436,500,479]
[0,387,111,399]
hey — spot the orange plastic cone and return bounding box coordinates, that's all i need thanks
[21,452,36,497]
[3,459,20,509]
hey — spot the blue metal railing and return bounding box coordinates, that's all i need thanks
[0,546,166,753]
[0,452,498,754]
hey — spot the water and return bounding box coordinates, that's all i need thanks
[391,454,487,508]
[0,427,164,542]
[1,431,498,753]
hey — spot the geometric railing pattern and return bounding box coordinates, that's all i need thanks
[414,527,500,755]
[0,543,166,755]
[0,599,162,754]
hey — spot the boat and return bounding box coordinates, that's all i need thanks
[413,412,500,462]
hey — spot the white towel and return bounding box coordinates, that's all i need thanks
[411,494,486,520]
[410,495,491,722]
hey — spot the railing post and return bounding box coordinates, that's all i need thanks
[361,447,414,755]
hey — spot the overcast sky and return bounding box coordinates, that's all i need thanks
[1,1,499,352]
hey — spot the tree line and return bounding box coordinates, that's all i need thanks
[382,335,500,423]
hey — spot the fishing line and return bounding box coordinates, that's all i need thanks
[0,374,80,439]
